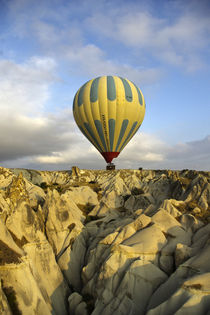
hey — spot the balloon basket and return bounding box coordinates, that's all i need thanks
[106,163,115,170]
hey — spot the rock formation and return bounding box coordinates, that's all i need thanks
[0,166,209,314]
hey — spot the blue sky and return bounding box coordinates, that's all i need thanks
[0,0,209,170]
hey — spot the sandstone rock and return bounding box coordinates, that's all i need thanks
[99,173,130,207]
[146,176,173,205]
[0,259,51,314]
[0,281,12,315]
[124,174,143,193]
[0,167,15,189]
[6,200,46,244]
[93,294,133,315]
[122,224,167,262]
[161,199,182,217]
[6,172,30,208]
[11,168,44,185]
[24,241,70,314]
[102,189,125,209]
[90,175,132,217]
[86,243,167,315]
[89,201,111,217]
[71,166,80,177]
[147,273,210,315]
[74,301,88,315]
[0,192,10,221]
[68,292,83,313]
[0,167,209,314]
[152,208,182,232]
[110,214,151,246]
[192,223,210,243]
[44,189,84,255]
[12,168,73,186]
[151,209,192,273]
[124,195,136,211]
[0,218,24,256]
[24,179,45,210]
[147,241,210,312]
[175,243,193,267]
[58,231,87,291]
[65,186,98,207]
[68,292,89,315]
[183,174,209,204]
[179,213,204,232]
[113,258,168,315]
[125,193,154,212]
[192,206,201,214]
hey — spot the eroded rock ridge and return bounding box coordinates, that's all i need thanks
[0,166,209,314]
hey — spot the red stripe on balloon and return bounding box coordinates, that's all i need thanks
[101,152,120,163]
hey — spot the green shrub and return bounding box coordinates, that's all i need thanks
[77,203,95,215]
[40,182,48,189]
[84,215,100,224]
[131,187,144,195]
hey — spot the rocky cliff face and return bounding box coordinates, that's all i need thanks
[0,166,209,315]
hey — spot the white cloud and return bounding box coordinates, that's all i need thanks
[143,153,164,162]
[0,57,56,115]
[36,152,66,164]
[118,133,210,171]
[85,3,210,71]
[64,44,162,85]
[0,56,71,164]
[4,0,210,74]
[0,112,76,162]
[4,0,163,85]
[3,122,209,171]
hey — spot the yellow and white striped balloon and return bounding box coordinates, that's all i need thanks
[73,75,146,163]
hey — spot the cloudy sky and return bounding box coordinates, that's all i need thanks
[0,0,209,170]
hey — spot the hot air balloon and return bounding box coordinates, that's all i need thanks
[73,75,146,168]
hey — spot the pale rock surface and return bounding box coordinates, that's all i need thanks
[23,178,45,210]
[0,167,209,315]
[147,240,210,313]
[124,174,143,193]
[0,218,24,256]
[6,199,46,243]
[100,173,130,207]
[90,174,130,216]
[160,199,182,217]
[123,224,167,261]
[175,243,193,267]
[0,167,15,189]
[125,193,154,212]
[12,168,72,186]
[147,273,210,315]
[24,241,70,314]
[0,281,12,315]
[111,214,151,246]
[68,292,88,315]
[58,230,87,291]
[112,259,167,315]
[145,175,173,205]
[65,186,98,206]
[152,209,192,273]
[0,259,52,315]
[0,192,11,222]
[183,174,209,208]
[192,223,210,243]
[44,189,84,255]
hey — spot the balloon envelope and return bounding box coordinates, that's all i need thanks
[73,75,146,163]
